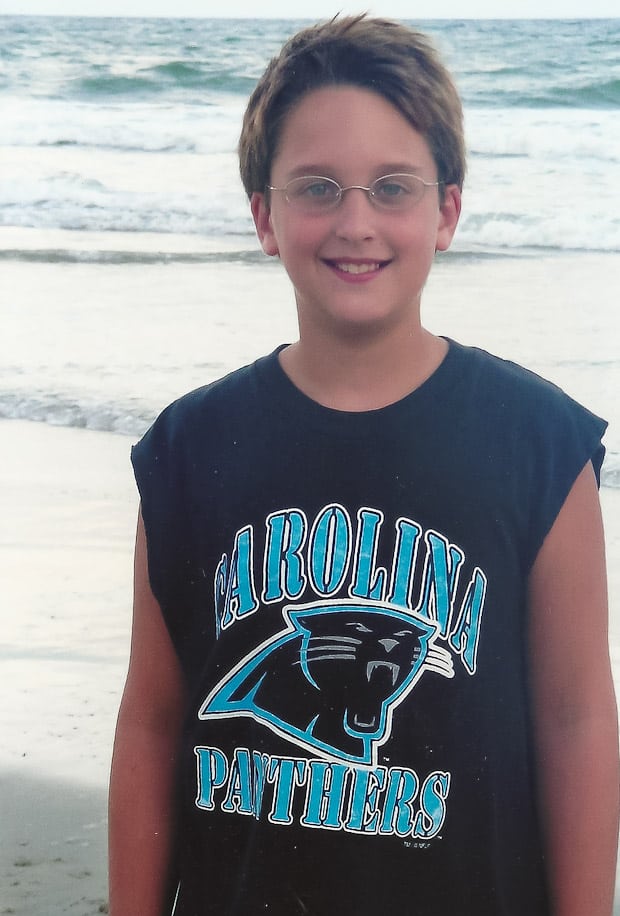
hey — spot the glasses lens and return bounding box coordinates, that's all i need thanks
[371,174,425,210]
[285,177,341,211]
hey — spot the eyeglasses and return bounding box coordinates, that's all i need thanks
[267,174,442,214]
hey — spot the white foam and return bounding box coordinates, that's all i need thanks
[1,93,244,155]
[0,144,252,237]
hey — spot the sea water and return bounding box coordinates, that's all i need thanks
[1,17,619,248]
[0,16,619,484]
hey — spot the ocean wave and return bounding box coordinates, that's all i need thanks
[0,193,255,240]
[602,453,620,491]
[67,68,257,101]
[146,60,206,83]
[2,393,618,490]
[2,204,619,255]
[41,137,198,154]
[141,61,257,96]
[3,16,618,113]
[1,238,619,266]
[70,74,160,98]
[516,80,620,111]
[463,79,620,111]
[560,79,620,109]
[0,247,267,266]
[48,71,620,112]
[0,391,154,437]
[0,163,620,252]
[0,95,242,155]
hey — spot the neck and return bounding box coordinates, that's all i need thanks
[279,322,447,412]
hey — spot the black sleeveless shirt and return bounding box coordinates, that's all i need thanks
[133,339,606,915]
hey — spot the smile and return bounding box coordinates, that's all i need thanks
[335,261,382,274]
[325,259,389,278]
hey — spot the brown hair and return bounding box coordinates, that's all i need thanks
[239,15,465,197]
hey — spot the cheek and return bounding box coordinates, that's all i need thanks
[405,215,443,259]
[275,221,324,269]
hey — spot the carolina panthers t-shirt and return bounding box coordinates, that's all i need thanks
[132,339,606,916]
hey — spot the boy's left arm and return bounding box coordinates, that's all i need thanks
[528,461,619,916]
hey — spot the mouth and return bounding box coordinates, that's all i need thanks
[324,259,389,278]
[366,660,400,686]
[353,711,378,729]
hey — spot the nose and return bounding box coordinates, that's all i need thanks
[333,186,376,241]
[379,638,399,654]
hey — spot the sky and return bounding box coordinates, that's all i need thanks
[1,0,618,17]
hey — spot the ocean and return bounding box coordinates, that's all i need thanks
[0,15,619,485]
[2,17,619,247]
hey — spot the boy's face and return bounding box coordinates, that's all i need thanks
[252,86,461,339]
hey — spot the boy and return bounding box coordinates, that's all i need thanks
[109,16,619,915]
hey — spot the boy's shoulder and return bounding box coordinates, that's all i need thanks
[436,341,605,473]
[451,339,607,479]
[448,339,591,420]
[451,339,560,395]
[151,348,280,436]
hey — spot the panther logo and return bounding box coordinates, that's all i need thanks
[199,600,454,765]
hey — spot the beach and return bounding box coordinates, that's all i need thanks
[1,14,619,910]
[1,250,620,914]
[0,421,134,916]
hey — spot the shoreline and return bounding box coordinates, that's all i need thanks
[2,245,619,459]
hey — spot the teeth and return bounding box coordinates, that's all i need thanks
[335,262,380,274]
[366,661,399,686]
[354,713,377,728]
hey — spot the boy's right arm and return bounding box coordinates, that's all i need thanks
[109,509,188,916]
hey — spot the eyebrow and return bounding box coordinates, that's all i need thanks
[285,163,426,179]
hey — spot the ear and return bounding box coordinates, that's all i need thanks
[251,192,279,257]
[435,185,462,253]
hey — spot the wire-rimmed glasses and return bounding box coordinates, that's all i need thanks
[267,173,442,214]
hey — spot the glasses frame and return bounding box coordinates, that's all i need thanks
[267,173,443,213]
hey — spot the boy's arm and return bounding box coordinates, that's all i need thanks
[109,509,188,916]
[528,461,619,916]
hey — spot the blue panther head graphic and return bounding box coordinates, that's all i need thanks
[199,600,454,765]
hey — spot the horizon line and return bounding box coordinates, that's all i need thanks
[1,11,618,20]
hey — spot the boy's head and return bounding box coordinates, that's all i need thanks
[239,15,465,198]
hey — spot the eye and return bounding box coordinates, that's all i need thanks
[394,629,414,637]
[289,177,340,201]
[373,176,413,199]
[346,622,372,633]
